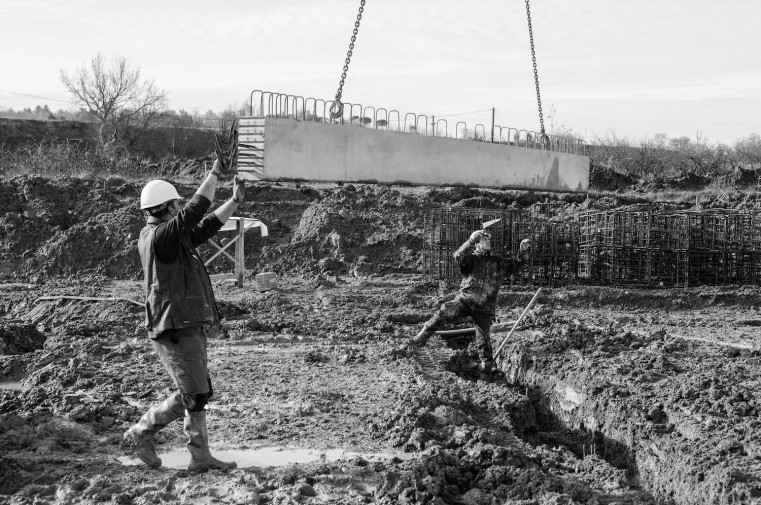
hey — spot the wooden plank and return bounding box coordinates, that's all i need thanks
[236,218,245,287]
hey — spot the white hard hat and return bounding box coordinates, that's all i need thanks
[140,180,182,209]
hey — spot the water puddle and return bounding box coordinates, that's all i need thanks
[119,446,411,469]
[0,382,23,390]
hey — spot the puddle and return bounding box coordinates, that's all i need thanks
[0,382,23,390]
[119,446,411,469]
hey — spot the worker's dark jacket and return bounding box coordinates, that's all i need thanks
[454,238,527,314]
[138,194,223,338]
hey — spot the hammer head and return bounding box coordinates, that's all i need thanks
[482,218,501,229]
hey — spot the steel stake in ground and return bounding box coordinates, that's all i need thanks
[494,287,542,358]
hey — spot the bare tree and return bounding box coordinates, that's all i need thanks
[60,53,168,149]
[735,134,761,170]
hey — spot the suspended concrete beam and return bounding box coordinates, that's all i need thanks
[238,117,589,192]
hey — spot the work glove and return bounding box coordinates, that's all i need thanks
[210,158,236,181]
[213,119,239,179]
[232,176,246,204]
[519,238,532,254]
[469,230,487,243]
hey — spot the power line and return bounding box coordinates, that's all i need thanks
[433,108,493,119]
[0,89,75,105]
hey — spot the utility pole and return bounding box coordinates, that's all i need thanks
[431,116,435,136]
[491,108,495,143]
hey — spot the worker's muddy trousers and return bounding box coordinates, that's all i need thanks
[423,299,493,363]
[151,326,211,410]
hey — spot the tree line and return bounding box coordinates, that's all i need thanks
[585,132,761,184]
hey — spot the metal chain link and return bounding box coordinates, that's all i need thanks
[330,0,366,119]
[525,0,548,144]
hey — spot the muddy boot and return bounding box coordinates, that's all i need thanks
[184,410,237,471]
[410,325,435,348]
[478,359,495,383]
[123,398,184,467]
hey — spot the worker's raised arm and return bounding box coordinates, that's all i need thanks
[214,176,246,225]
[195,159,228,202]
[454,230,484,262]
[502,238,532,275]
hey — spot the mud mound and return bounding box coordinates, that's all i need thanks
[589,165,637,192]
[24,205,144,279]
[260,185,431,275]
[0,175,140,279]
[714,167,761,188]
[0,323,45,355]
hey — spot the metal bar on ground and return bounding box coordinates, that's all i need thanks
[36,296,142,307]
[435,320,518,337]
[494,287,542,358]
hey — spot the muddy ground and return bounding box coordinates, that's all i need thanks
[1,175,761,505]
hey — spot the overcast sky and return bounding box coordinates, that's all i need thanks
[1,0,759,144]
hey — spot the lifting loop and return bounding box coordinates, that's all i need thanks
[330,0,366,120]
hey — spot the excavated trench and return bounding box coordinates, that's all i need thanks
[499,341,760,505]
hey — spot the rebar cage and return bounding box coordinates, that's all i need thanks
[425,206,761,287]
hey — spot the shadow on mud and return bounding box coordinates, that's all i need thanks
[440,332,641,484]
[520,385,643,487]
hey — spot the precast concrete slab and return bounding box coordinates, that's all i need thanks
[238,117,589,192]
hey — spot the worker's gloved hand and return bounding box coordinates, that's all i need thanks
[211,159,237,181]
[519,238,532,254]
[213,120,240,178]
[469,230,486,243]
[232,176,246,204]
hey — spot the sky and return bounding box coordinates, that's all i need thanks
[1,0,759,144]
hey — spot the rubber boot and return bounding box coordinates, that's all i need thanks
[184,410,237,471]
[410,324,435,348]
[478,359,495,383]
[123,398,184,467]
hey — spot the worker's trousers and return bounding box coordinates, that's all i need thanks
[424,299,493,363]
[151,326,211,411]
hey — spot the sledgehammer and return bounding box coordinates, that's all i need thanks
[494,287,542,358]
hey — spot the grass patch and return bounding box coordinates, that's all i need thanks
[0,140,203,184]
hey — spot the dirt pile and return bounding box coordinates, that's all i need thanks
[0,323,45,356]
[0,176,144,280]
[259,184,434,276]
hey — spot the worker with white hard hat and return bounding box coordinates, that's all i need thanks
[124,158,245,470]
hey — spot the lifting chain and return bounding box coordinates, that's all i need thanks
[525,0,548,144]
[330,0,366,120]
